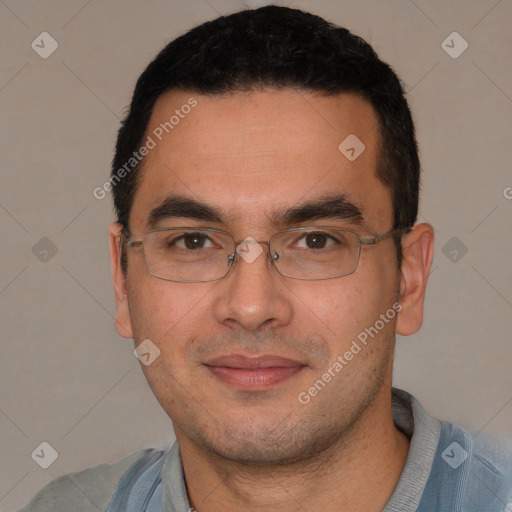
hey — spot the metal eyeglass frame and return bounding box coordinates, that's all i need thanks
[122,226,412,282]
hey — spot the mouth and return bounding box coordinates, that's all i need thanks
[203,354,306,390]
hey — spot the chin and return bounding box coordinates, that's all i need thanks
[184,412,344,467]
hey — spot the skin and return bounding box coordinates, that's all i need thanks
[109,89,434,511]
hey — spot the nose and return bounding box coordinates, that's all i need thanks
[212,241,294,331]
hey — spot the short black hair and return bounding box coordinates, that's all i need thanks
[112,5,420,271]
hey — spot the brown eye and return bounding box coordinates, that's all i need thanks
[183,233,208,250]
[305,232,329,249]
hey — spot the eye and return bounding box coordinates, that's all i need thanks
[296,231,337,249]
[173,232,215,250]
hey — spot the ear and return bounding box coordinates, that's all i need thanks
[108,222,133,339]
[396,223,434,336]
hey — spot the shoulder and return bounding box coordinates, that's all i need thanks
[447,422,512,488]
[468,431,512,498]
[17,448,156,512]
[434,421,512,511]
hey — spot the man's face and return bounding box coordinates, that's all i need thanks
[115,89,403,464]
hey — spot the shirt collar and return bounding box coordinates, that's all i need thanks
[161,388,441,512]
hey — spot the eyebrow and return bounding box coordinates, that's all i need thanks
[272,194,365,227]
[146,193,365,230]
[147,195,223,229]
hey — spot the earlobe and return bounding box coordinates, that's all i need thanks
[395,223,434,336]
[109,222,133,339]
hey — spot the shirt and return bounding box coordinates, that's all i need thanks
[18,388,512,512]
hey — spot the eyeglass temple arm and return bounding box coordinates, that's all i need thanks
[124,240,143,247]
[359,227,413,246]
[121,227,143,248]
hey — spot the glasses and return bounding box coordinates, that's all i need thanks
[123,226,411,283]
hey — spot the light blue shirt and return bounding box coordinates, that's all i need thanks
[20,389,512,512]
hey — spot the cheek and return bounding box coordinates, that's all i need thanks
[127,278,205,396]
[127,270,216,350]
[127,273,171,340]
[317,259,399,343]
[325,285,373,344]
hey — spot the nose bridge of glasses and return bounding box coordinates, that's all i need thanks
[234,239,270,246]
[231,239,275,265]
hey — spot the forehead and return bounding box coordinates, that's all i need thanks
[129,89,392,233]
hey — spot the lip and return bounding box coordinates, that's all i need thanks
[204,354,305,390]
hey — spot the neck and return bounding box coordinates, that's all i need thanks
[175,387,410,512]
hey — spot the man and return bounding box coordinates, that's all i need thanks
[20,5,512,512]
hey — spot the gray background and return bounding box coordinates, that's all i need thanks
[1,0,511,509]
